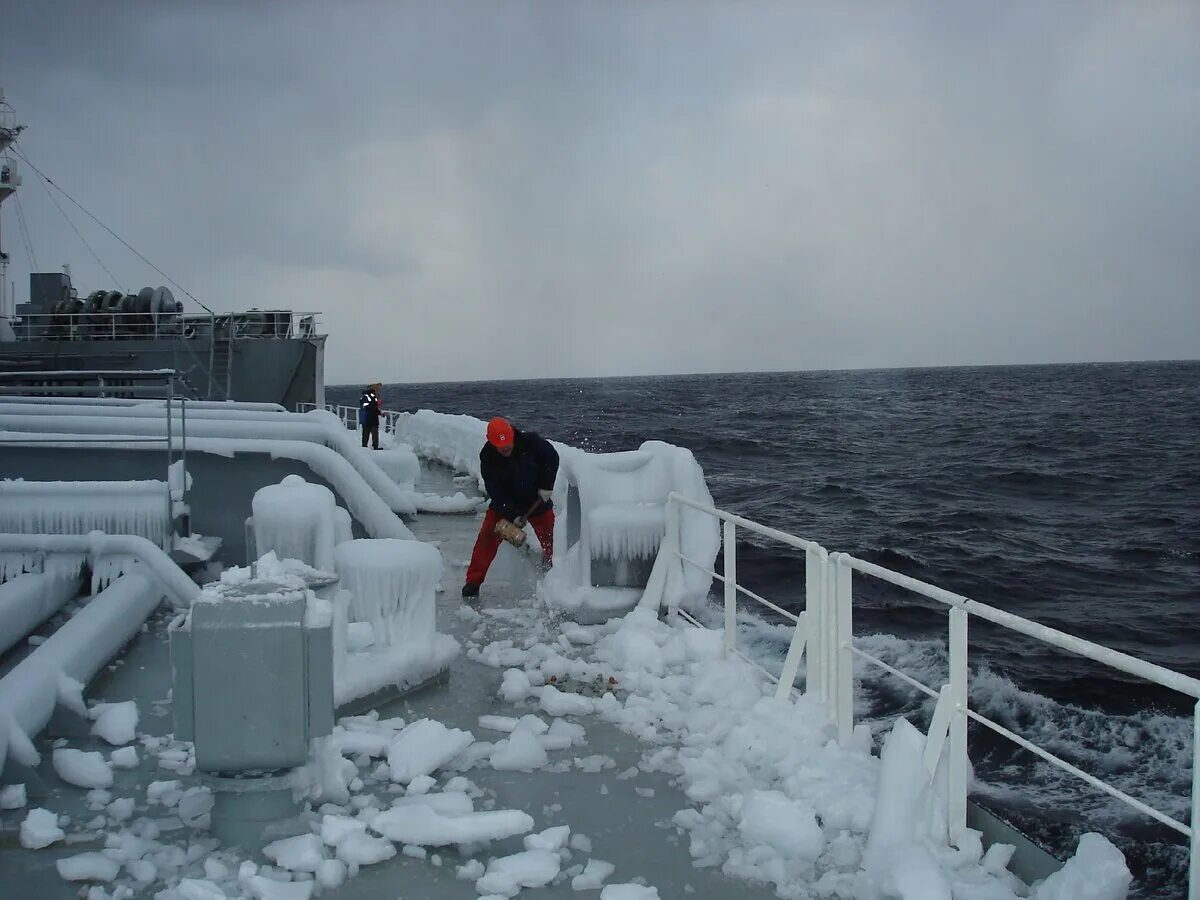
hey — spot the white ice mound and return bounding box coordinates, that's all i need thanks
[1030,832,1132,900]
[252,475,340,571]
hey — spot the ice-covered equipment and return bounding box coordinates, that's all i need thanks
[564,449,672,588]
[546,441,719,622]
[0,479,174,550]
[331,539,459,710]
[333,539,441,648]
[250,474,339,569]
[169,569,334,845]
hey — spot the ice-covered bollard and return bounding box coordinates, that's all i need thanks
[333,539,442,648]
[169,571,333,846]
[251,475,340,571]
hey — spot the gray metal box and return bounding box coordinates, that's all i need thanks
[170,582,333,773]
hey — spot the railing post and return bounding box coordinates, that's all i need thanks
[805,544,827,702]
[833,553,854,745]
[948,606,969,846]
[1191,699,1200,900]
[165,380,174,531]
[723,519,736,658]
[180,395,188,509]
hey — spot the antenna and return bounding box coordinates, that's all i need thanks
[0,88,24,319]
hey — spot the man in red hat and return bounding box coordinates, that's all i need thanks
[462,417,559,599]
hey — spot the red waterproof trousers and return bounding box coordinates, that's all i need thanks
[465,507,554,586]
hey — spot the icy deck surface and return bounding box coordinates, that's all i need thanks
[0,462,780,899]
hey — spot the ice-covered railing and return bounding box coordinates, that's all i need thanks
[0,404,416,516]
[663,492,1200,898]
[0,480,174,550]
[297,405,486,485]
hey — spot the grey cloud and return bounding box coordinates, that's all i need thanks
[1,0,1196,383]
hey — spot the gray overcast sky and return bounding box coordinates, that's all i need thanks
[1,1,1197,384]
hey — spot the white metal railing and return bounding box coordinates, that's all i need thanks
[0,370,190,525]
[296,402,404,437]
[665,493,831,704]
[664,492,1200,896]
[5,310,322,342]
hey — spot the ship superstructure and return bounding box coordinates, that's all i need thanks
[0,90,326,408]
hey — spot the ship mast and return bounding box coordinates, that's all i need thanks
[0,88,25,320]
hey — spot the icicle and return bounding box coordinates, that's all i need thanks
[90,555,140,595]
[0,480,172,550]
[57,673,88,717]
[7,720,41,767]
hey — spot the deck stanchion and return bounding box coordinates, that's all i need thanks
[723,520,737,658]
[948,606,969,845]
[804,544,827,701]
[834,553,854,745]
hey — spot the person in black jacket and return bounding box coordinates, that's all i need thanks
[359,382,382,449]
[462,417,559,598]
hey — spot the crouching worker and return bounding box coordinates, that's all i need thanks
[462,417,559,599]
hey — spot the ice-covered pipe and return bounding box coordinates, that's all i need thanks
[0,412,416,515]
[0,571,83,656]
[0,435,415,540]
[0,397,287,413]
[0,571,163,776]
[0,532,199,609]
[0,401,291,420]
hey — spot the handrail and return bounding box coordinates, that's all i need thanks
[664,492,827,706]
[660,494,1200,896]
[6,310,323,342]
[841,553,1200,699]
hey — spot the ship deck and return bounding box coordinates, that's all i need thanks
[0,462,782,899]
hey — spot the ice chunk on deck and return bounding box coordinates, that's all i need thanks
[490,729,549,771]
[56,851,121,882]
[90,700,139,745]
[475,849,561,896]
[572,858,616,890]
[263,833,325,872]
[252,475,340,571]
[600,885,661,899]
[371,804,534,846]
[387,719,474,783]
[52,748,113,788]
[334,539,441,648]
[20,807,64,848]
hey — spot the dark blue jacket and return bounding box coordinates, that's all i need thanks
[480,429,559,520]
[360,389,380,424]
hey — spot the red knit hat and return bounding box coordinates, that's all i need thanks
[486,417,514,448]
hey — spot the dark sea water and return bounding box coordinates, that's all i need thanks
[331,360,1200,895]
